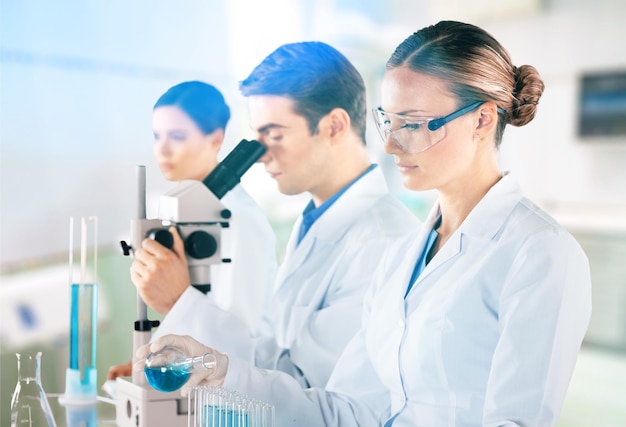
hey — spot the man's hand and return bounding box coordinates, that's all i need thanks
[107,360,132,380]
[131,226,190,315]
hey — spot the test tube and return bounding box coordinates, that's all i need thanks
[62,216,98,404]
[189,385,273,427]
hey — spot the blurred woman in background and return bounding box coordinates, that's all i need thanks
[107,81,276,380]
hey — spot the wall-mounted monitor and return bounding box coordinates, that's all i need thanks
[578,71,626,138]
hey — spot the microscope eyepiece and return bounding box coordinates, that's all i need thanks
[203,139,266,199]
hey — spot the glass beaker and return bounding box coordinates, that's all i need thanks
[144,346,216,392]
[10,352,58,427]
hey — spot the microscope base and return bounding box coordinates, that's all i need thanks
[115,378,188,427]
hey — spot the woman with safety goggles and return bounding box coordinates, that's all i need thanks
[363,20,592,425]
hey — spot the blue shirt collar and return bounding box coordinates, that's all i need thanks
[297,164,377,244]
[405,216,441,298]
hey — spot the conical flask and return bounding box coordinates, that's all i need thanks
[10,352,57,427]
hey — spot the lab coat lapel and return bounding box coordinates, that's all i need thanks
[274,215,315,290]
[275,166,389,290]
[313,166,390,243]
[419,229,462,279]
[405,172,524,297]
[399,203,451,298]
[386,235,428,303]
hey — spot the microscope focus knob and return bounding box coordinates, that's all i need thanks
[120,240,132,256]
[185,231,217,259]
[147,228,174,249]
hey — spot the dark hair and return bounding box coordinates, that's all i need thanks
[239,41,367,142]
[153,81,231,135]
[387,21,545,146]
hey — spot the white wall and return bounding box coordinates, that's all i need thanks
[2,0,625,271]
[482,0,626,210]
[0,0,233,269]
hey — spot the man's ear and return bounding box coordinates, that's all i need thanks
[326,108,350,139]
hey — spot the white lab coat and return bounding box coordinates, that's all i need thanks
[151,184,277,354]
[250,165,420,388]
[155,166,419,380]
[223,173,592,427]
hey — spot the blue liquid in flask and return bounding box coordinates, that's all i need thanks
[144,347,216,393]
[144,364,191,392]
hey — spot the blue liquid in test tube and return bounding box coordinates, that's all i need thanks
[68,283,98,393]
[62,216,98,403]
[204,405,248,427]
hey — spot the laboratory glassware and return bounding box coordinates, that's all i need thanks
[10,351,58,427]
[189,385,275,427]
[62,216,99,403]
[144,345,217,392]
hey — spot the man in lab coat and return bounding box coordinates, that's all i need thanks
[137,41,420,389]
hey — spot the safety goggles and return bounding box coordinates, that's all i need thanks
[372,101,485,154]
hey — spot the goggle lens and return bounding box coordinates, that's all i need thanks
[372,108,446,154]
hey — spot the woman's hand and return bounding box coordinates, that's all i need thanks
[134,334,229,396]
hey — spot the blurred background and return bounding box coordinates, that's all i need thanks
[1,0,625,425]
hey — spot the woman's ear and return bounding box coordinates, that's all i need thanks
[206,128,225,150]
[476,102,498,133]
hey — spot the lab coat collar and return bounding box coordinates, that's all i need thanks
[278,166,389,282]
[286,165,388,249]
[424,171,521,240]
[408,172,523,293]
[312,165,388,243]
[456,171,522,241]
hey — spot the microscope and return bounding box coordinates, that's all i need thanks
[115,139,266,427]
